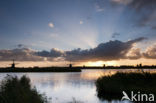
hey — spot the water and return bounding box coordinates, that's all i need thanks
[0,69,152,103]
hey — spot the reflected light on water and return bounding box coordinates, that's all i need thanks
[80,70,116,80]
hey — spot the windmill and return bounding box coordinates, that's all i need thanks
[9,59,19,69]
[66,60,72,68]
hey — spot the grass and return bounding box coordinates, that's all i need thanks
[96,72,156,101]
[0,75,48,103]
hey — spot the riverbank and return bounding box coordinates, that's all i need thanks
[96,72,156,101]
[1,66,156,73]
[0,67,81,72]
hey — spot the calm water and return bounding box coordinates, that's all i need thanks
[1,69,154,103]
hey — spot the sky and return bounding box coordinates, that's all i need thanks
[0,0,156,67]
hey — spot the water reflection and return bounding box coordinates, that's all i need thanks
[0,69,155,103]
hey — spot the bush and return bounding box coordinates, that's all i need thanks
[96,72,156,101]
[0,75,48,103]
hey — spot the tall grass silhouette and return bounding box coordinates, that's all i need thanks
[96,72,156,101]
[0,75,48,103]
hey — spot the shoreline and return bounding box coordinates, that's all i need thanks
[0,67,81,72]
[0,66,156,72]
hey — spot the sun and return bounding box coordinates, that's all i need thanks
[85,61,118,66]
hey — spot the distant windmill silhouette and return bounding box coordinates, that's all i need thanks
[69,63,72,68]
[66,60,72,68]
[9,59,19,69]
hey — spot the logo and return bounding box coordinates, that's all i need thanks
[121,91,131,101]
[121,91,154,102]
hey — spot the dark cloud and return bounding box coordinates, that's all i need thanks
[65,37,146,62]
[137,10,156,29]
[0,48,64,61]
[111,0,156,9]
[152,26,156,30]
[129,0,156,10]
[36,48,64,58]
[127,37,147,44]
[17,44,23,48]
[15,44,30,49]
[111,0,156,29]
[0,48,45,61]
[112,32,120,38]
[94,0,156,29]
[0,37,154,62]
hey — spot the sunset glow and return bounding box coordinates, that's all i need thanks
[85,61,118,66]
[0,1,156,103]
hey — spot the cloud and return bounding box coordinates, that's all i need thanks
[0,48,45,61]
[0,48,64,61]
[1,37,155,62]
[111,0,156,29]
[111,0,133,5]
[80,20,83,24]
[48,22,54,28]
[16,44,29,48]
[127,37,147,44]
[126,48,142,59]
[143,43,156,59]
[36,48,64,58]
[129,0,156,10]
[111,0,156,9]
[95,3,104,12]
[112,32,120,38]
[65,37,146,62]
[94,0,107,12]
[139,10,156,29]
[17,44,24,48]
[152,26,156,30]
